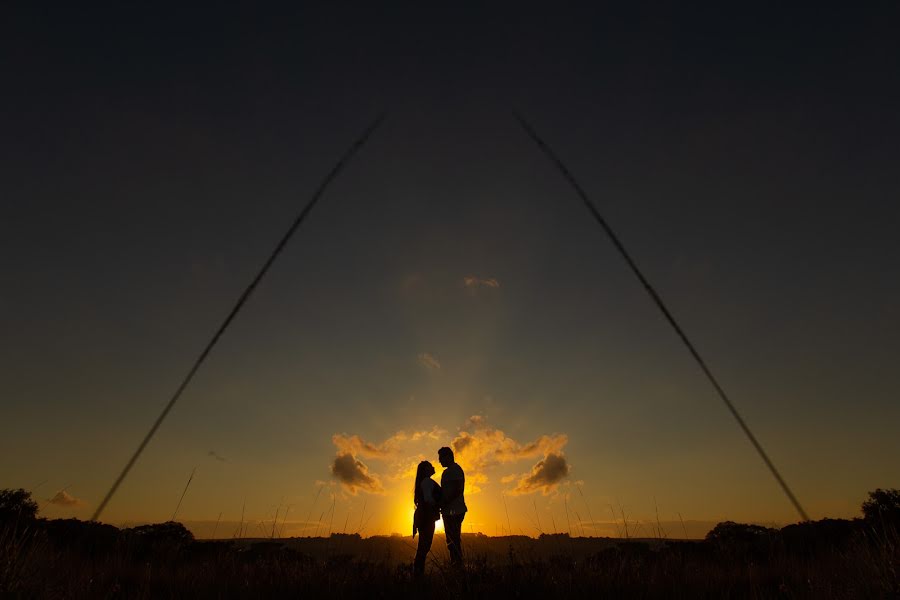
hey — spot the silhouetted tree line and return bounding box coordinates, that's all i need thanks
[0,488,195,558]
[699,488,899,558]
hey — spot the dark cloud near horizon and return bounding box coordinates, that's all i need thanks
[511,453,570,496]
[330,453,383,494]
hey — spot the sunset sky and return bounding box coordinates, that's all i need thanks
[2,5,899,538]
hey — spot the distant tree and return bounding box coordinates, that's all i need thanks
[861,488,900,527]
[0,488,39,523]
[706,521,776,544]
[705,521,779,558]
[126,521,194,546]
[43,518,121,555]
[780,518,860,555]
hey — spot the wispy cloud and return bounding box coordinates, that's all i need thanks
[329,429,446,494]
[332,428,443,459]
[451,417,567,470]
[462,276,500,289]
[409,426,443,441]
[451,415,571,495]
[417,352,441,371]
[208,450,227,462]
[47,489,85,507]
[332,433,398,458]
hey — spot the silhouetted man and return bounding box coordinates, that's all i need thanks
[438,446,466,567]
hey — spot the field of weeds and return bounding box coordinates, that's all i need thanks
[2,520,898,598]
[2,488,898,598]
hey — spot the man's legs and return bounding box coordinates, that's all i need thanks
[443,513,465,566]
[414,520,435,577]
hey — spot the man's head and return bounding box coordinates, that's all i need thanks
[438,446,454,467]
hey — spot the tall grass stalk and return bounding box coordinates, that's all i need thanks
[171,467,196,522]
[305,484,324,537]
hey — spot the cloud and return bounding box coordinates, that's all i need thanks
[417,353,441,371]
[449,415,571,494]
[462,276,500,289]
[463,415,487,429]
[331,429,443,459]
[326,417,572,497]
[208,450,227,462]
[329,429,446,492]
[409,426,444,441]
[332,433,397,458]
[330,453,383,494]
[393,457,427,481]
[47,490,85,507]
[466,471,489,494]
[500,434,568,461]
[509,452,571,495]
[450,416,568,471]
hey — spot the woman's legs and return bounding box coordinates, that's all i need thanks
[413,519,435,577]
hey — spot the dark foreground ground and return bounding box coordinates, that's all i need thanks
[2,517,899,598]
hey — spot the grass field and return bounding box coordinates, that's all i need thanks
[2,515,898,598]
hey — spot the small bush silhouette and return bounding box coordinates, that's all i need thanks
[705,521,778,558]
[125,521,194,555]
[44,519,120,556]
[780,518,860,555]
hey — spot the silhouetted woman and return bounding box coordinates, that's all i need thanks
[412,460,441,577]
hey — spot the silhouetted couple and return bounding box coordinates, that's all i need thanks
[412,446,467,577]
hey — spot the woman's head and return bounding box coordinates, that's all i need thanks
[416,460,435,480]
[413,461,435,505]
